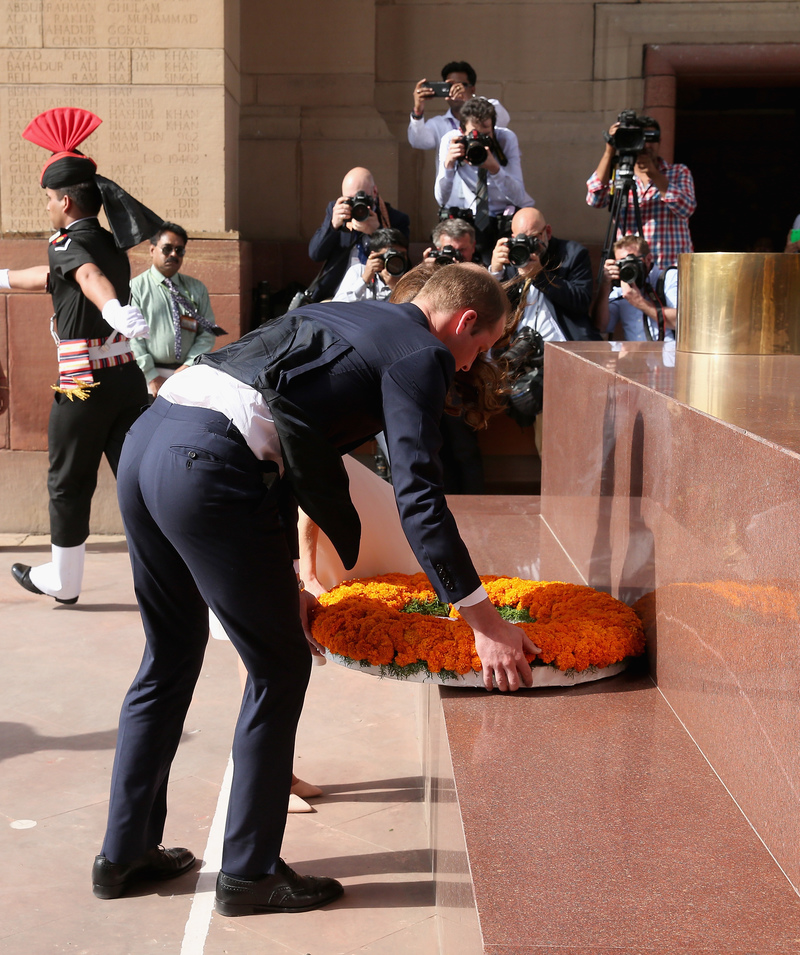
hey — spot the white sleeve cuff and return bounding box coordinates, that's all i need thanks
[0,269,9,290]
[452,583,488,609]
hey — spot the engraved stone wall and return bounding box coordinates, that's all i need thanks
[0,0,234,235]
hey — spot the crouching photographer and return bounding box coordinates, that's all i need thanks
[592,235,677,341]
[423,218,480,266]
[333,228,410,302]
[305,167,409,303]
[434,97,533,263]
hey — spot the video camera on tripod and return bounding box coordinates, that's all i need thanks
[605,110,660,181]
[596,109,660,284]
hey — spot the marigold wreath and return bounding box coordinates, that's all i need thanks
[310,573,645,686]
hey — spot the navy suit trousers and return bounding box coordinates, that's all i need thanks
[101,398,311,878]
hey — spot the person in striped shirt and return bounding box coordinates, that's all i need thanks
[586,115,696,271]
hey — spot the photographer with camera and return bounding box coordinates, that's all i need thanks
[424,218,480,266]
[586,112,695,271]
[593,235,677,341]
[490,207,598,342]
[332,228,410,302]
[409,61,510,151]
[490,208,597,450]
[307,167,410,302]
[435,98,533,261]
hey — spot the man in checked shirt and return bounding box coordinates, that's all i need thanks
[585,115,696,271]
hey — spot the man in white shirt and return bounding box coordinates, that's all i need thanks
[408,60,510,150]
[435,98,532,217]
[491,207,597,450]
[435,98,533,263]
[332,228,409,302]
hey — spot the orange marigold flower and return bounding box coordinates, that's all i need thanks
[310,574,645,674]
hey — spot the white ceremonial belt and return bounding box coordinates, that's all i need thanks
[87,339,132,361]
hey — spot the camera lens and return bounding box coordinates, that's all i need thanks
[430,245,463,266]
[383,251,408,276]
[617,254,645,286]
[508,244,531,267]
[464,142,488,166]
[507,236,539,268]
[348,192,373,222]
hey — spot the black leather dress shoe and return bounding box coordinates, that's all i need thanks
[11,563,78,605]
[215,858,343,916]
[92,846,196,899]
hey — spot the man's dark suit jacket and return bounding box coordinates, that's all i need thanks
[200,300,479,605]
[306,201,411,302]
[505,236,600,341]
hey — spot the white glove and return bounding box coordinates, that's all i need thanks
[101,299,150,339]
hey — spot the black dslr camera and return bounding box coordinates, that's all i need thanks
[607,109,660,178]
[378,249,410,277]
[615,253,647,287]
[428,244,465,266]
[507,234,541,268]
[438,206,474,224]
[455,129,494,166]
[344,191,375,222]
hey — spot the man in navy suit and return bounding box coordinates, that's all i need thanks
[307,166,410,301]
[93,264,540,916]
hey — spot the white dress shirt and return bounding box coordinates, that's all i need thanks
[434,127,534,215]
[159,364,284,468]
[407,100,511,150]
[332,261,393,302]
[517,283,567,343]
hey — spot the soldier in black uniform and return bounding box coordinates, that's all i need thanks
[6,108,161,603]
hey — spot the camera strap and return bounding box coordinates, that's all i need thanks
[655,302,665,341]
[641,280,666,342]
[474,167,490,230]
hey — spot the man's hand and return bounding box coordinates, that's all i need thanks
[620,280,648,311]
[635,151,669,194]
[446,80,471,107]
[444,135,466,170]
[349,207,380,235]
[298,588,326,661]
[101,299,149,338]
[481,147,500,175]
[593,122,620,186]
[634,151,656,183]
[518,250,543,280]
[490,237,510,274]
[413,78,434,116]
[148,376,166,398]
[331,196,353,230]
[459,597,542,691]
[361,251,384,285]
[602,258,620,287]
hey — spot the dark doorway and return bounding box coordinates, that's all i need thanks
[675,84,800,253]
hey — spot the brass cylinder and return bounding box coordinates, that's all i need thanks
[677,252,800,354]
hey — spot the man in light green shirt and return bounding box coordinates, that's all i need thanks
[130,222,224,398]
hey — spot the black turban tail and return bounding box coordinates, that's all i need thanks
[95,175,165,251]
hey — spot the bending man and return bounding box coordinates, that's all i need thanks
[95,263,540,916]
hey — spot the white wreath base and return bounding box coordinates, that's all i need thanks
[322,650,628,689]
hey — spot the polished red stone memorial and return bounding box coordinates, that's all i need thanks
[425,341,800,954]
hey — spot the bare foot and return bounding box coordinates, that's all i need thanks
[291,775,324,799]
